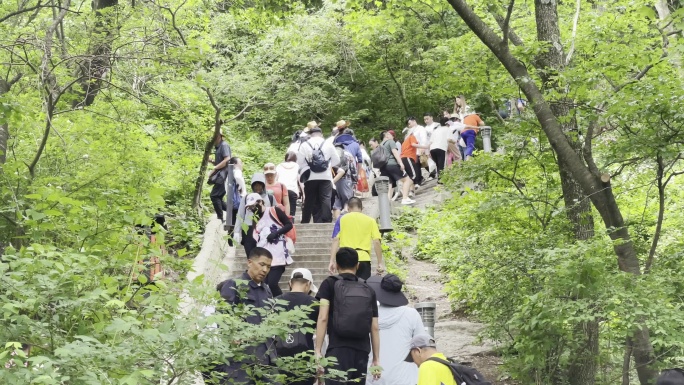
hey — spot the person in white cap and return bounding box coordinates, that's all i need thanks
[275,268,320,385]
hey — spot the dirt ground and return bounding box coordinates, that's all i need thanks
[403,253,516,385]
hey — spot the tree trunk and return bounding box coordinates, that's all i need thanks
[191,89,223,216]
[445,1,657,383]
[0,74,21,165]
[534,1,597,382]
[71,0,118,108]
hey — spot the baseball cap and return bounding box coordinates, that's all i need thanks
[387,130,396,138]
[245,193,263,207]
[404,334,437,362]
[310,126,323,134]
[263,162,276,175]
[290,268,318,293]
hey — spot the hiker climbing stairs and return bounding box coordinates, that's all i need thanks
[230,177,444,291]
[232,222,336,290]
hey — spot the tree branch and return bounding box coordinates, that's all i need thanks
[28,0,71,178]
[583,120,600,175]
[644,154,665,274]
[501,0,515,48]
[489,5,523,46]
[8,73,23,87]
[565,0,581,66]
[614,27,670,92]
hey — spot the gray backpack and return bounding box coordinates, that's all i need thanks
[371,145,389,169]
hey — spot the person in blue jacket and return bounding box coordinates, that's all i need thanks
[333,120,363,165]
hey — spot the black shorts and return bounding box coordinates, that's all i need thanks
[401,157,419,182]
[380,164,405,187]
[356,261,371,280]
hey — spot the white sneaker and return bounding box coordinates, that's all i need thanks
[401,198,416,205]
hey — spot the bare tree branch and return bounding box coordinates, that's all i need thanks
[502,0,515,48]
[28,0,71,178]
[565,0,581,66]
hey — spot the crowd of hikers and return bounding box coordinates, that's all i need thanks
[200,98,501,385]
[200,99,684,385]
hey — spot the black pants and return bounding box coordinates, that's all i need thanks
[241,225,257,257]
[356,261,371,280]
[430,149,447,178]
[210,182,227,221]
[288,190,298,217]
[301,180,333,223]
[265,265,285,297]
[326,347,370,385]
[414,158,424,186]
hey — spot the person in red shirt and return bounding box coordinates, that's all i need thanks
[400,118,430,205]
[461,111,485,160]
[264,162,291,215]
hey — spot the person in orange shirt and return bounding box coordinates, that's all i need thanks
[461,111,485,160]
[400,117,430,205]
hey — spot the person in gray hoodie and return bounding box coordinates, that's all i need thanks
[233,173,273,256]
[365,274,425,385]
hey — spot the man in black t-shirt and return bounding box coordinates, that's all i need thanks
[275,268,320,385]
[314,248,381,384]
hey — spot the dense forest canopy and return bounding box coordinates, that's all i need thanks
[2,0,684,383]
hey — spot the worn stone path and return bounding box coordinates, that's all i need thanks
[188,176,513,384]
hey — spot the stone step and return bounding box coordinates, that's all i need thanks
[235,248,332,259]
[234,252,331,261]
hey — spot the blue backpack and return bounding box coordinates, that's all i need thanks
[231,183,240,210]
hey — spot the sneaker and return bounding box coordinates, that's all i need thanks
[401,198,416,205]
[391,192,400,201]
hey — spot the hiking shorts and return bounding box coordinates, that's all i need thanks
[401,157,419,182]
[333,178,354,210]
[380,164,405,187]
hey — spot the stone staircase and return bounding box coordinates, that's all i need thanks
[230,175,449,290]
[232,217,337,291]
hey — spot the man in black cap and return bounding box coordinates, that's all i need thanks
[365,275,424,385]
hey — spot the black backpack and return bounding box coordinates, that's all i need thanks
[426,356,492,385]
[275,329,309,357]
[332,275,374,339]
[305,140,329,173]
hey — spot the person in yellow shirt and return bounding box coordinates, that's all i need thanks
[404,335,457,385]
[329,197,384,279]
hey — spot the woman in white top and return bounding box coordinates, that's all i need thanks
[276,152,300,217]
[429,117,452,180]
